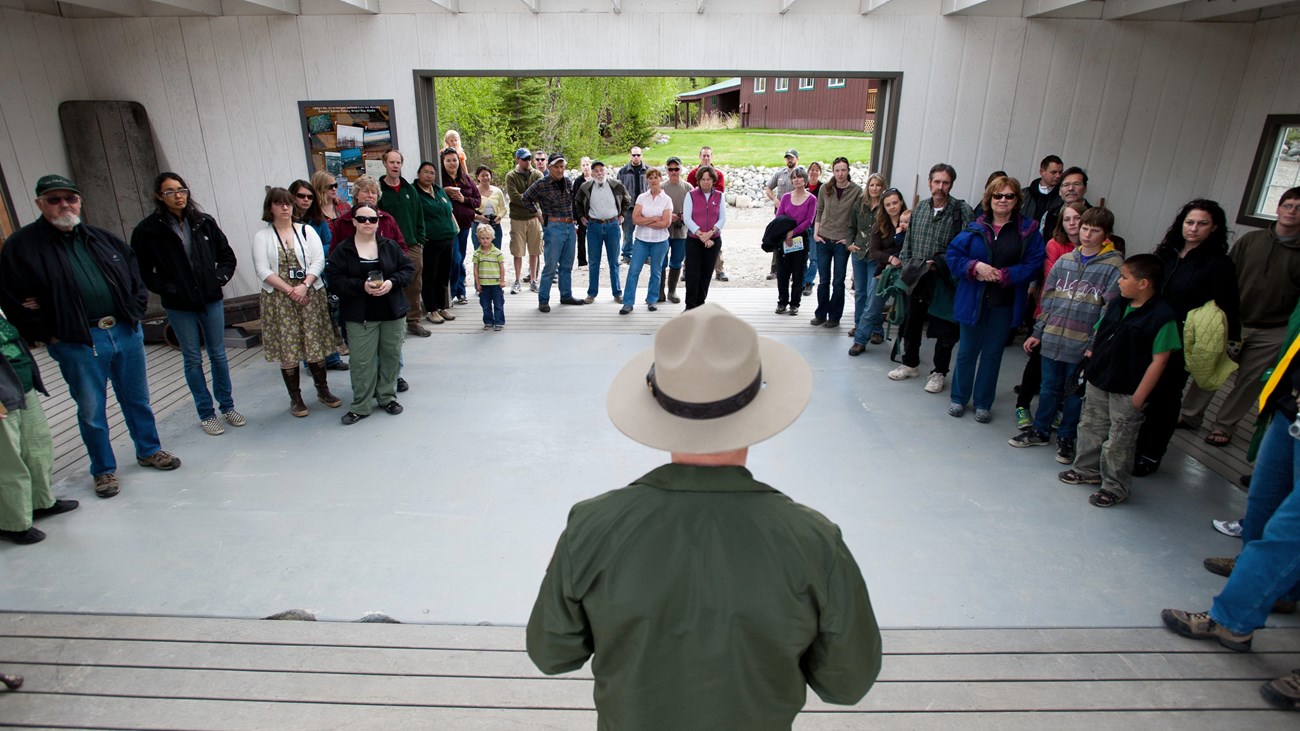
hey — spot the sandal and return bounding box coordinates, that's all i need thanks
[1088,489,1125,507]
[1205,430,1232,446]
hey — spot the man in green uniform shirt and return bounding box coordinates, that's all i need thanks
[527,304,881,729]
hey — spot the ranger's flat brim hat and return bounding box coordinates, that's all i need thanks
[607,304,812,453]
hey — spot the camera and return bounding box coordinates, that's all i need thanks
[288,267,306,280]
[487,214,498,224]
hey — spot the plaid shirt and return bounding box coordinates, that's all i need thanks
[522,174,575,220]
[900,197,974,261]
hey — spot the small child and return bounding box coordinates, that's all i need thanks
[1009,207,1123,464]
[473,225,506,331]
[1059,253,1180,507]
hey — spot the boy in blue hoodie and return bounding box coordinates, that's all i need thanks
[1009,207,1123,463]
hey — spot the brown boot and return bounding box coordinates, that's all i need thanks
[281,367,309,417]
[307,361,342,408]
[667,268,681,304]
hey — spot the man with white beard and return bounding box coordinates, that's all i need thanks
[0,175,182,499]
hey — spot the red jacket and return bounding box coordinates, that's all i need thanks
[330,209,407,253]
[687,167,725,192]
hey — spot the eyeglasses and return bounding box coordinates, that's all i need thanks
[42,194,80,205]
[354,215,379,224]
[327,183,338,190]
[1279,203,1300,212]
[631,154,642,157]
[160,189,189,198]
[990,193,1017,201]
[667,167,681,172]
[295,193,314,200]
[1061,182,1085,188]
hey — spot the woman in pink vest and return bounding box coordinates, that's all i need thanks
[682,165,728,309]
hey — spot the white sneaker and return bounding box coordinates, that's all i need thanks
[924,372,946,393]
[888,365,919,381]
[511,281,522,294]
[1212,519,1243,538]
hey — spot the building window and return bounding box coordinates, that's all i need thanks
[828,78,846,89]
[798,78,814,91]
[775,78,789,92]
[1238,114,1300,228]
[753,77,766,94]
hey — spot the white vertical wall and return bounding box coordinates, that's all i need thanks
[0,8,1295,296]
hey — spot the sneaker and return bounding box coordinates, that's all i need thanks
[1212,519,1243,538]
[425,311,445,325]
[613,294,623,304]
[32,499,79,519]
[974,409,991,424]
[396,377,409,392]
[456,295,469,305]
[766,271,776,280]
[622,256,631,265]
[1057,469,1102,485]
[776,305,787,314]
[803,284,814,296]
[1260,670,1300,711]
[619,305,633,315]
[200,417,225,436]
[437,309,456,322]
[1008,428,1050,448]
[1053,410,1063,430]
[1015,406,1032,430]
[406,322,431,337]
[647,303,658,312]
[511,281,522,294]
[137,450,181,470]
[94,472,120,498]
[1160,609,1252,652]
[325,360,349,371]
[924,372,945,394]
[810,317,826,326]
[716,271,729,282]
[493,325,503,331]
[948,403,965,418]
[522,274,532,283]
[529,281,538,293]
[483,324,492,330]
[1204,557,1235,577]
[889,365,919,381]
[788,307,799,316]
[583,296,595,304]
[822,320,839,329]
[1055,437,1076,464]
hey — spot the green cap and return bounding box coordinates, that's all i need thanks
[35,174,80,197]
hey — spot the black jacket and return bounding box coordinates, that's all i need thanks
[1020,177,1061,226]
[762,215,800,253]
[1156,242,1241,341]
[130,211,237,312]
[0,218,149,346]
[1087,295,1178,396]
[325,235,414,323]
[0,343,47,412]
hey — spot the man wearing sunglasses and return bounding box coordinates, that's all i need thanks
[617,147,649,263]
[0,175,182,499]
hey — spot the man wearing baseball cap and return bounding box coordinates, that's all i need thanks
[521,155,586,311]
[0,175,182,499]
[527,303,881,726]
[505,148,543,294]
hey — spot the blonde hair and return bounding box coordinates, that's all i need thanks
[862,172,888,205]
[309,170,335,201]
[351,175,380,198]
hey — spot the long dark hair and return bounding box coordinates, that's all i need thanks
[152,171,202,222]
[289,179,325,225]
[873,189,908,239]
[440,147,468,188]
[1154,199,1229,258]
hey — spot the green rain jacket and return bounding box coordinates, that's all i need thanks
[527,463,882,730]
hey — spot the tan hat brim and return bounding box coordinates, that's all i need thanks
[606,337,812,454]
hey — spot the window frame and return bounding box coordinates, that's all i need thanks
[827,78,847,89]
[1237,113,1300,228]
[798,77,815,91]
[775,77,789,93]
[753,77,766,94]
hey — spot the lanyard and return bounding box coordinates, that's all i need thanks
[274,223,307,267]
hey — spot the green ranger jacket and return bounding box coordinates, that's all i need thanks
[527,463,882,730]
[378,176,426,246]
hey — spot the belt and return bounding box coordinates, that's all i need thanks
[90,316,117,330]
[548,217,575,224]
[590,216,618,224]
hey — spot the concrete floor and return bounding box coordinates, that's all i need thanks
[0,293,1287,631]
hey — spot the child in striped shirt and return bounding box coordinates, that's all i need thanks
[473,225,506,330]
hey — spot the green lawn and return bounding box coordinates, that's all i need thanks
[646,127,873,168]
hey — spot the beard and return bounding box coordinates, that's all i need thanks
[51,213,80,231]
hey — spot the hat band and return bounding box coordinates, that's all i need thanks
[646,364,762,420]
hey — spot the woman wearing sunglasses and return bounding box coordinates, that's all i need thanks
[325,204,414,425]
[945,176,1045,423]
[311,170,350,228]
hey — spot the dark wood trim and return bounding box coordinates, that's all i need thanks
[1236,113,1300,229]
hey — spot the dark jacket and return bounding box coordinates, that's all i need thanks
[1088,295,1178,396]
[379,176,427,247]
[130,211,237,312]
[324,235,415,323]
[331,209,407,253]
[0,341,47,412]
[573,178,633,222]
[416,184,460,243]
[947,214,1046,328]
[761,215,800,253]
[869,229,904,268]
[443,171,481,231]
[1156,241,1241,341]
[1020,177,1060,226]
[0,218,149,346]
[617,162,648,201]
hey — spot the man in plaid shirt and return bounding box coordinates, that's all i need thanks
[522,155,587,312]
[888,163,975,395]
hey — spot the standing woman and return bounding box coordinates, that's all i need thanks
[774,166,817,316]
[847,173,887,339]
[441,147,481,305]
[290,179,331,256]
[311,170,349,225]
[682,165,727,310]
[416,160,459,325]
[620,167,673,314]
[946,176,1045,423]
[131,173,243,436]
[849,188,907,355]
[802,161,824,295]
[1133,199,1239,475]
[474,165,506,250]
[811,158,863,328]
[325,203,414,425]
[251,187,344,418]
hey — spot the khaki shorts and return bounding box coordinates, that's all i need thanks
[509,217,543,257]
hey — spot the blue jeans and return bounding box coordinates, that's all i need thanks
[166,301,234,421]
[472,222,503,249]
[851,256,886,346]
[450,225,473,298]
[815,241,850,322]
[479,284,505,326]
[1034,355,1084,439]
[47,322,162,476]
[1210,412,1300,634]
[804,238,819,287]
[620,217,636,259]
[623,238,669,308]
[586,219,623,299]
[667,237,686,270]
[539,221,576,303]
[950,305,1014,411]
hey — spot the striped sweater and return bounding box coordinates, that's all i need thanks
[1031,242,1124,364]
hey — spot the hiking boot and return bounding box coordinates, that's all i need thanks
[94,472,120,498]
[889,365,919,381]
[1056,437,1076,464]
[1204,557,1235,577]
[438,309,455,321]
[583,296,595,304]
[1160,609,1252,652]
[1009,428,1050,448]
[406,322,431,337]
[1212,519,1243,538]
[425,311,445,325]
[1015,406,1032,430]
[308,362,342,408]
[200,416,225,436]
[1058,469,1102,485]
[1261,670,1300,711]
[138,450,181,470]
[848,343,866,357]
[924,372,945,394]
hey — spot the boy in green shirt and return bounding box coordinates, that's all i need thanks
[472,226,506,331]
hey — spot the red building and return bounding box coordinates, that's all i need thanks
[677,77,879,133]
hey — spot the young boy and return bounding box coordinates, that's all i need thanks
[1010,207,1123,464]
[473,225,506,331]
[1058,253,1180,507]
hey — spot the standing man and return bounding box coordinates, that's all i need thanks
[887,163,975,393]
[660,157,692,304]
[764,149,801,280]
[532,150,549,177]
[1043,166,1091,239]
[1020,155,1063,231]
[527,303,882,727]
[505,148,543,294]
[574,160,631,304]
[522,155,586,312]
[571,156,594,269]
[377,149,428,337]
[0,175,182,498]
[687,146,728,281]
[617,147,648,263]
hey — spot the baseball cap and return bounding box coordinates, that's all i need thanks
[590,160,605,169]
[666,157,682,166]
[784,149,799,158]
[548,154,566,166]
[35,174,80,197]
[514,148,532,160]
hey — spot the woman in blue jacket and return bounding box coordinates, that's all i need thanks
[946,176,1045,423]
